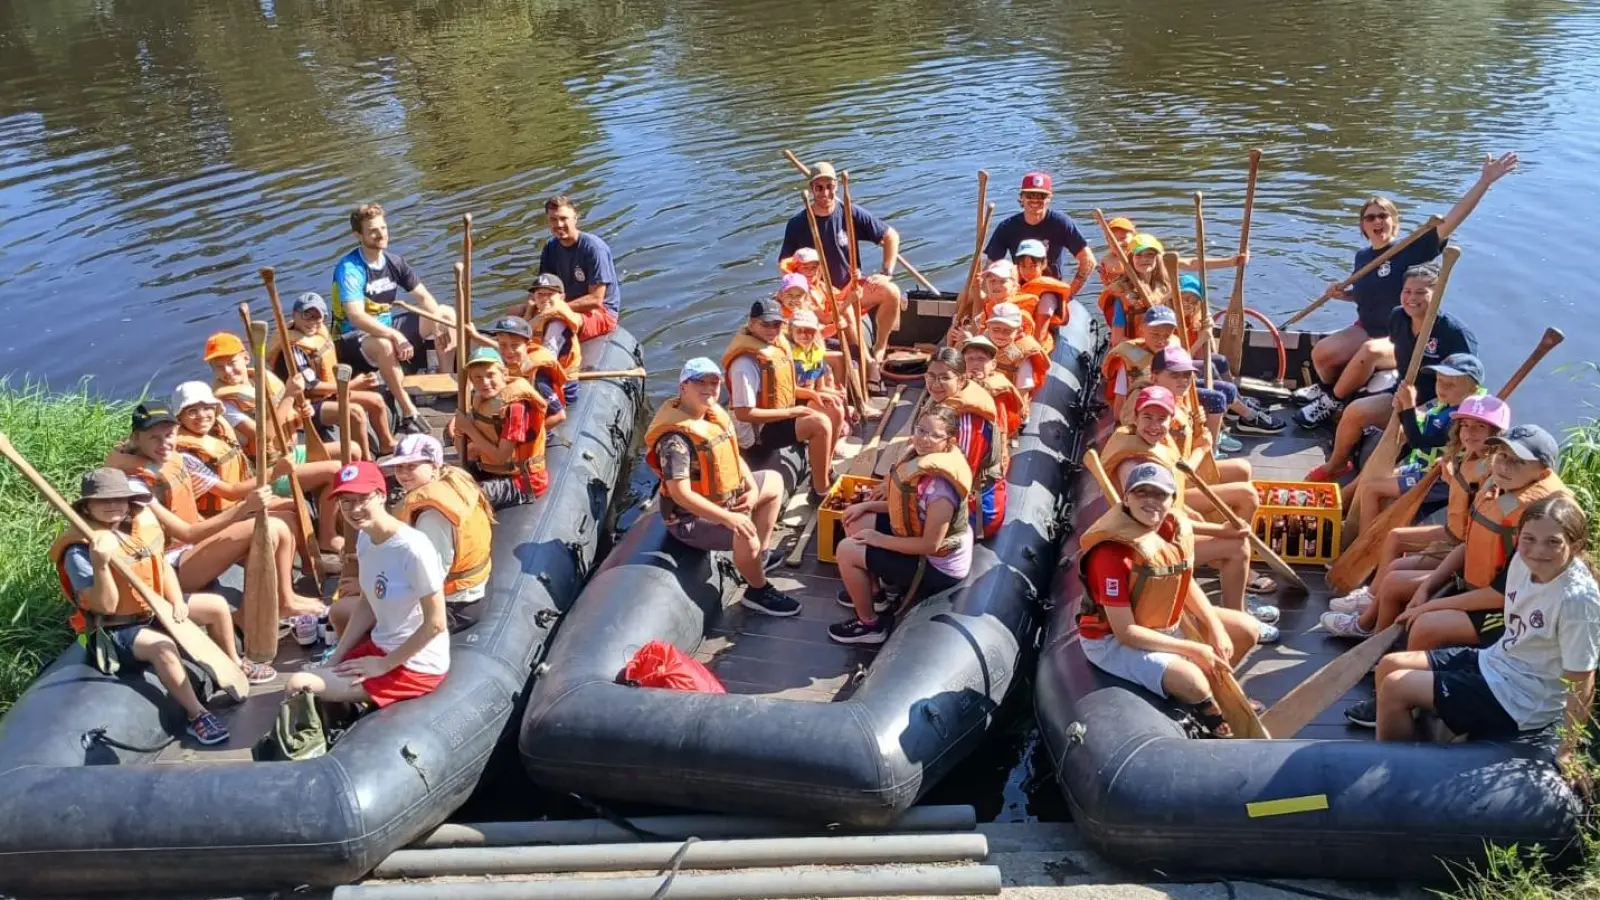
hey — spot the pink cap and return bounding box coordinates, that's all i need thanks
[1134,385,1178,415]
[1451,394,1511,431]
[779,272,810,294]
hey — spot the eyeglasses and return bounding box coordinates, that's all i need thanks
[912,425,949,439]
[1362,212,1392,222]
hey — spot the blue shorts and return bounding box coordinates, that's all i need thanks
[1428,647,1518,738]
[1210,354,1232,380]
[1197,383,1237,415]
[1396,463,1428,492]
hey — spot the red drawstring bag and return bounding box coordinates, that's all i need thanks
[619,640,726,693]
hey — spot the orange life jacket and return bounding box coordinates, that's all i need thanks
[1098,275,1168,341]
[107,449,201,527]
[1100,425,1187,498]
[530,301,584,378]
[973,371,1026,438]
[517,345,570,401]
[50,507,166,633]
[213,369,293,460]
[994,334,1049,402]
[1020,277,1074,352]
[644,399,745,505]
[886,449,972,556]
[1102,335,1179,401]
[1445,452,1491,543]
[470,377,548,479]
[1121,376,1211,460]
[272,326,337,387]
[722,329,796,410]
[400,466,494,595]
[1463,471,1569,590]
[939,380,1006,481]
[1078,505,1195,631]
[174,419,251,516]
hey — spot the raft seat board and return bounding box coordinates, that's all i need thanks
[693,389,920,702]
[1225,421,1377,742]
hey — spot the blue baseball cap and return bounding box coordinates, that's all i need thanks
[1427,352,1484,384]
[1015,239,1047,259]
[679,357,722,384]
[1178,273,1205,299]
[480,316,533,339]
[1487,424,1559,468]
[1144,305,1179,328]
[293,292,329,315]
[1124,462,1178,497]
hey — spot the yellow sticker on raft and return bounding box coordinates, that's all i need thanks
[1246,794,1329,818]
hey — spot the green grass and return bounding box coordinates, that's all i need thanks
[0,380,136,712]
[1558,418,1600,555]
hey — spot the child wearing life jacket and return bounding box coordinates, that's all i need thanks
[783,248,868,359]
[523,273,583,405]
[977,260,1041,339]
[1172,274,1283,438]
[1323,394,1509,639]
[923,348,1006,541]
[788,309,849,444]
[284,461,449,708]
[1103,304,1180,419]
[985,303,1049,409]
[203,331,310,463]
[775,272,818,320]
[105,403,324,620]
[831,405,973,646]
[378,434,494,631]
[478,316,569,429]
[450,347,550,510]
[273,292,395,458]
[51,468,275,745]
[646,357,799,617]
[1015,239,1075,351]
[1098,233,1170,346]
[724,298,835,498]
[961,335,1026,440]
[1345,353,1486,535]
[1076,462,1266,737]
[1095,216,1138,285]
[1362,494,1600,747]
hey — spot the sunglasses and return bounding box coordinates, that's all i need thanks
[1362,212,1392,222]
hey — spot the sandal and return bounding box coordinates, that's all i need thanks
[1191,698,1233,738]
[1247,572,1278,594]
[1249,697,1266,715]
[239,659,277,685]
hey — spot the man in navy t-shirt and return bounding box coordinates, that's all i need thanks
[778,161,903,385]
[983,172,1096,300]
[537,195,621,342]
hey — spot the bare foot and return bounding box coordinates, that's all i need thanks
[283,595,328,617]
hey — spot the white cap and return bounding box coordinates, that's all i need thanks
[793,247,821,263]
[171,381,222,414]
[988,302,1025,328]
[790,309,821,330]
[984,259,1018,279]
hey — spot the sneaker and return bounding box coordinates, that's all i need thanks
[395,415,430,436]
[828,616,890,645]
[239,659,278,685]
[1248,600,1281,625]
[762,548,787,573]
[1291,382,1327,404]
[837,588,893,614]
[1234,407,1286,436]
[1215,432,1243,453]
[1320,610,1372,638]
[1344,698,1378,729]
[1240,395,1270,416]
[1294,394,1343,428]
[1305,460,1353,483]
[1330,585,1375,614]
[291,615,320,647]
[1255,623,1281,644]
[186,711,230,746]
[740,583,802,617]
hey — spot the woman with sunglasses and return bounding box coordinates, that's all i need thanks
[1295,153,1517,426]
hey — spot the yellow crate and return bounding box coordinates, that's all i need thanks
[817,475,882,564]
[1249,480,1343,566]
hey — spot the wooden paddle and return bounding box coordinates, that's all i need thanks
[238,303,322,585]
[242,318,282,663]
[1279,215,1444,329]
[840,170,871,395]
[453,260,470,463]
[786,384,906,566]
[953,171,990,326]
[780,149,937,293]
[336,364,354,466]
[1092,208,1159,314]
[1173,460,1309,593]
[803,189,869,422]
[261,268,330,462]
[1342,245,1461,535]
[1193,191,1215,390]
[0,432,250,701]
[1218,149,1260,374]
[402,367,650,396]
[1083,448,1269,739]
[392,301,494,348]
[1326,327,1565,594]
[1164,251,1203,446]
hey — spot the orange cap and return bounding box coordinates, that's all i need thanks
[1107,216,1136,235]
[203,332,245,361]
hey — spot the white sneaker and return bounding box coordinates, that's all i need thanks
[1295,393,1343,428]
[1319,610,1372,638]
[1291,382,1327,404]
[1329,585,1374,614]
[1256,623,1281,644]
[1248,600,1280,625]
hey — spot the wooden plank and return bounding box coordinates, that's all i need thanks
[404,372,458,395]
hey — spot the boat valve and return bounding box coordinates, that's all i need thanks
[1065,722,1087,746]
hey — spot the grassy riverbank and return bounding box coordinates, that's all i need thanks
[0,381,135,711]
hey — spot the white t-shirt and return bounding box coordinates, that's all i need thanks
[1011,355,1037,392]
[541,321,572,359]
[413,508,486,605]
[1479,555,1600,730]
[727,355,764,449]
[357,524,450,675]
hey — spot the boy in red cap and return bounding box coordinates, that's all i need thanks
[983,172,1096,300]
[285,460,449,707]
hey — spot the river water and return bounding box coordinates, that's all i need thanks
[4,0,1600,821]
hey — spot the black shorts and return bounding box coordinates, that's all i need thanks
[862,514,961,600]
[334,313,428,376]
[1466,609,1506,648]
[1428,647,1518,738]
[750,417,800,456]
[446,599,483,634]
[104,620,154,671]
[308,399,337,442]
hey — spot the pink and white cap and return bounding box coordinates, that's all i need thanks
[779,272,810,294]
[1451,394,1510,432]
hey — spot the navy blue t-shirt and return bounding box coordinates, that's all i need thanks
[1388,307,1478,404]
[1349,231,1446,336]
[779,204,890,289]
[539,232,621,316]
[983,210,1090,278]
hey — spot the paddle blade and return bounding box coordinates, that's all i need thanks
[242,517,281,663]
[1259,624,1402,738]
[1327,466,1440,594]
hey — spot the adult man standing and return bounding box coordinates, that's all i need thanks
[331,202,447,436]
[538,195,622,341]
[983,172,1096,300]
[778,162,903,381]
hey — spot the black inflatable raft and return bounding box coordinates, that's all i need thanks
[518,294,1097,826]
[0,327,643,897]
[1036,329,1583,881]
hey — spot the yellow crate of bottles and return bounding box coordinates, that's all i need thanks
[1249,480,1342,566]
[818,475,882,564]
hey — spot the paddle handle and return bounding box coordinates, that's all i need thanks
[841,170,869,393]
[575,367,648,380]
[454,261,469,461]
[1498,327,1565,398]
[1176,460,1308,593]
[783,149,811,178]
[896,256,939,294]
[954,172,990,324]
[1280,215,1444,329]
[1092,208,1157,311]
[336,365,353,466]
[803,189,868,422]
[393,301,494,347]
[1083,448,1119,503]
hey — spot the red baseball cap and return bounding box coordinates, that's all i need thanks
[328,460,387,497]
[1020,172,1053,194]
[1134,385,1178,414]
